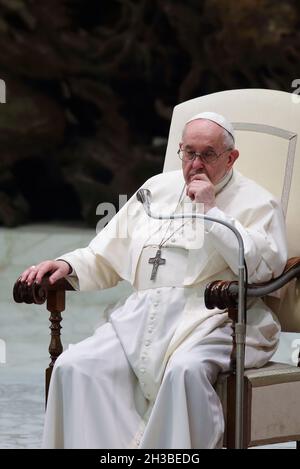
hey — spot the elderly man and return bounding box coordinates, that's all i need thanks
[20,112,287,449]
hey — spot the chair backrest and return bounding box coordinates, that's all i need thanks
[163,89,300,332]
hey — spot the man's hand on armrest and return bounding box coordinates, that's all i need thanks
[19,260,72,286]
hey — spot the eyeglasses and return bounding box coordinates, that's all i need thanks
[177,145,233,164]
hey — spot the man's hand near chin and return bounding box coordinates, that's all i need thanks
[186,174,216,213]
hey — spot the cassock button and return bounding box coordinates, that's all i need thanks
[145,340,151,346]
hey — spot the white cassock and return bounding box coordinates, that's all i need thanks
[42,169,288,449]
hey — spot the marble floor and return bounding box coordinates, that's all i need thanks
[0,223,298,449]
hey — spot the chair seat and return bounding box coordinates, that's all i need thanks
[243,361,300,385]
[216,362,300,447]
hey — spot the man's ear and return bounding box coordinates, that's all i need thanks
[227,149,239,169]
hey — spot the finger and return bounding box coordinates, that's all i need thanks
[27,265,44,285]
[26,262,47,285]
[27,268,39,285]
[20,268,33,283]
[186,186,196,201]
[188,181,206,190]
[48,268,63,285]
[190,173,211,183]
[21,265,38,284]
[35,264,54,284]
[187,182,204,195]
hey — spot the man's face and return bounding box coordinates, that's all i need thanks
[181,119,239,185]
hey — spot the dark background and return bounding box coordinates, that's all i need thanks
[0,0,299,227]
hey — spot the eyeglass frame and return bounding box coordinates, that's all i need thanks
[177,143,234,164]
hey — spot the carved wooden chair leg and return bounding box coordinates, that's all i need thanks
[45,289,65,405]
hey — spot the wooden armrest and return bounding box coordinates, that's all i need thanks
[13,274,75,305]
[205,256,300,310]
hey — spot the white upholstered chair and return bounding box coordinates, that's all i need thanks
[14,88,300,448]
[164,89,300,448]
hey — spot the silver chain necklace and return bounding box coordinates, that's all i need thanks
[148,183,187,280]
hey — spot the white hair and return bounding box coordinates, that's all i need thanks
[221,128,235,149]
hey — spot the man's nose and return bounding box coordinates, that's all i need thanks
[191,156,205,170]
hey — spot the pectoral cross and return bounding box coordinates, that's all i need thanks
[148,249,166,280]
